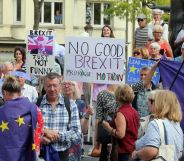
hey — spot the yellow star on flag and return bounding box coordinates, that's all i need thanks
[154,71,158,77]
[0,121,9,132]
[32,143,36,150]
[15,116,25,127]
[129,65,137,73]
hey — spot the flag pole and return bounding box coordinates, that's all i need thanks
[169,59,184,90]
[87,83,93,142]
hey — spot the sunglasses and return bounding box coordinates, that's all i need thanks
[137,19,144,22]
[133,52,141,55]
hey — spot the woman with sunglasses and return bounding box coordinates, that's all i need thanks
[134,14,148,48]
[131,90,183,161]
[132,48,149,60]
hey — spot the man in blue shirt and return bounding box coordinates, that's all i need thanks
[40,72,81,161]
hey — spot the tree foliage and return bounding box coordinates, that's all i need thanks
[104,0,170,22]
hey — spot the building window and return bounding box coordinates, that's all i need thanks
[14,0,22,23]
[16,0,21,21]
[0,0,2,24]
[41,1,63,25]
[86,2,111,26]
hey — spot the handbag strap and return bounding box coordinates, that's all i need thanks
[155,119,166,145]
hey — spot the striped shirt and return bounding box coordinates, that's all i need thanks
[135,26,148,48]
[40,94,81,152]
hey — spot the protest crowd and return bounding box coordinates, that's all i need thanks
[1,8,184,161]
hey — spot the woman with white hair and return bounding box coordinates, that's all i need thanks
[148,8,168,41]
[149,42,162,61]
[146,25,173,58]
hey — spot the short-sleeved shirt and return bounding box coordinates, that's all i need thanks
[175,56,184,62]
[96,90,118,121]
[136,119,183,161]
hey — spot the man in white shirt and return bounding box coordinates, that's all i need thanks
[14,70,38,103]
[148,9,168,41]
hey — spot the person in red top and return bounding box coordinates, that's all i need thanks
[103,84,139,161]
[146,25,173,58]
[34,107,44,158]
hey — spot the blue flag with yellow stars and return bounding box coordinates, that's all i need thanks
[159,59,184,132]
[0,97,37,161]
[126,57,160,85]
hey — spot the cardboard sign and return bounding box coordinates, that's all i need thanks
[26,54,55,76]
[64,36,125,84]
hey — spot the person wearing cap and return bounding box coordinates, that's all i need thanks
[148,9,168,41]
[134,13,148,48]
[175,42,184,62]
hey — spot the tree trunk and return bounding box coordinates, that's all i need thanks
[33,0,44,30]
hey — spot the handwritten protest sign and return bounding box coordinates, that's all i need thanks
[27,30,54,55]
[26,54,55,76]
[64,36,125,84]
[126,57,160,85]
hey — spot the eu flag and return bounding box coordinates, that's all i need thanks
[159,59,184,131]
[0,97,37,161]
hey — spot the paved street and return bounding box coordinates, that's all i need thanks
[82,144,99,161]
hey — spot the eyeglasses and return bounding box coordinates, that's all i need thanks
[46,84,60,89]
[133,52,141,55]
[148,98,155,104]
[137,19,144,22]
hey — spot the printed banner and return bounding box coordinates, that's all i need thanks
[64,36,125,84]
[126,57,160,85]
[27,30,55,55]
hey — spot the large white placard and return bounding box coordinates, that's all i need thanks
[64,36,126,84]
[26,54,55,76]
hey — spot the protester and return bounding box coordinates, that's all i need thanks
[0,76,38,161]
[148,42,162,61]
[138,90,156,138]
[39,72,81,161]
[148,9,168,41]
[101,25,115,38]
[14,69,38,103]
[103,84,139,161]
[140,47,149,59]
[1,61,13,78]
[91,25,115,154]
[61,80,93,159]
[131,90,183,161]
[132,48,149,59]
[175,42,184,62]
[132,48,143,59]
[173,25,184,57]
[132,66,157,118]
[146,25,173,58]
[12,46,26,71]
[81,24,93,37]
[95,84,118,161]
[134,13,148,48]
[0,62,14,98]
